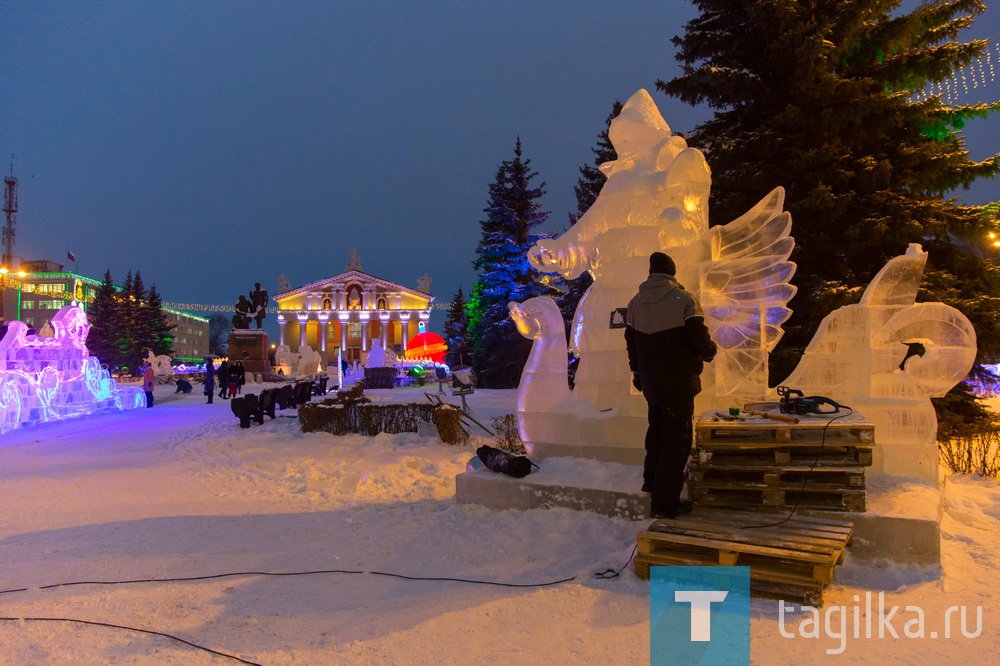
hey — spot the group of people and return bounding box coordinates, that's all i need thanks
[215,360,246,400]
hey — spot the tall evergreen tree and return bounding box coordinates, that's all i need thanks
[468,138,553,387]
[85,270,120,367]
[144,284,175,358]
[659,0,1000,400]
[443,287,471,369]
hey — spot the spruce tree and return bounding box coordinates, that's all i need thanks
[145,284,175,357]
[85,270,120,368]
[468,138,553,387]
[443,287,471,369]
[659,0,1000,402]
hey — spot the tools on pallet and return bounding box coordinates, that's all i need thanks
[777,385,841,416]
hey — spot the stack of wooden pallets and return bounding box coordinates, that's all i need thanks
[689,411,875,512]
[634,508,854,606]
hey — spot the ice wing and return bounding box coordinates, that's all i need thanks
[686,187,796,351]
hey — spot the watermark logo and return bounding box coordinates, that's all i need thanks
[779,592,983,655]
[650,566,750,665]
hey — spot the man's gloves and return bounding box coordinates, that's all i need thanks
[631,372,642,392]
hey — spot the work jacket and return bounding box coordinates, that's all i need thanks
[625,273,717,405]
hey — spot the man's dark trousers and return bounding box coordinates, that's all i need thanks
[644,395,695,515]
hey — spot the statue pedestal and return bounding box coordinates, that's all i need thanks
[227,329,271,374]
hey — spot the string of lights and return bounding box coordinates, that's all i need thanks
[908,42,1000,104]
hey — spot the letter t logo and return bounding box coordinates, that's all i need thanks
[674,590,729,641]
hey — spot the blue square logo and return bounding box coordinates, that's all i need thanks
[650,566,750,665]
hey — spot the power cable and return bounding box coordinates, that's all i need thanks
[0,616,259,665]
[0,554,644,662]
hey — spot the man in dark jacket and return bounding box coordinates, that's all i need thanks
[625,252,717,518]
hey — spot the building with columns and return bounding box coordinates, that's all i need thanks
[274,260,433,366]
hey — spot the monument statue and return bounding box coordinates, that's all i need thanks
[347,248,363,271]
[417,273,432,293]
[233,295,252,330]
[277,274,291,293]
[249,282,269,329]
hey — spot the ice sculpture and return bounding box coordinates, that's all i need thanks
[782,244,976,482]
[0,305,145,434]
[145,349,174,380]
[515,89,797,464]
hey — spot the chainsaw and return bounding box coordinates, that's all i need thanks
[776,385,841,416]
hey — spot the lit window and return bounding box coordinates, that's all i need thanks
[21,300,34,309]
[348,322,362,339]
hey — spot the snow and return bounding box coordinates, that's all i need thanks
[0,383,998,663]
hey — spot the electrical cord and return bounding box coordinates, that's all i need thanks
[0,552,641,662]
[740,406,854,529]
[0,616,260,665]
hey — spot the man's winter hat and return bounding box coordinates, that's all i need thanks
[649,252,676,276]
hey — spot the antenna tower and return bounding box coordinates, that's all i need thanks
[2,155,18,270]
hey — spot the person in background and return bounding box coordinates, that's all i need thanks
[625,252,717,519]
[142,363,155,408]
[204,358,215,404]
[217,360,231,400]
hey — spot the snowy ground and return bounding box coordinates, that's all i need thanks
[0,383,997,664]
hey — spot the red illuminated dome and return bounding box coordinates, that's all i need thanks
[404,331,447,363]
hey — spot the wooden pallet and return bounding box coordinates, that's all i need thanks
[634,509,854,605]
[696,413,874,446]
[690,484,866,512]
[696,412,875,466]
[689,462,866,488]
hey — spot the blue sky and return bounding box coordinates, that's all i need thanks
[1,1,996,338]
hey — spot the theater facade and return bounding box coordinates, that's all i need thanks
[274,261,433,366]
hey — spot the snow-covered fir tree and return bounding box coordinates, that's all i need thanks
[468,138,553,387]
[443,287,471,369]
[84,270,174,371]
[660,0,1000,418]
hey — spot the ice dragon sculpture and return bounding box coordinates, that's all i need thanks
[782,244,976,481]
[0,306,144,434]
[513,90,976,477]
[514,89,797,464]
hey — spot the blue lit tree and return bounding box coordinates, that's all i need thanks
[468,138,553,387]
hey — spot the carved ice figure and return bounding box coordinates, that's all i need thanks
[145,350,174,379]
[367,341,386,368]
[516,89,796,464]
[782,244,976,482]
[0,306,144,434]
[296,345,322,376]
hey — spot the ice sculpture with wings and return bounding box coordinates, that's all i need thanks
[509,89,796,461]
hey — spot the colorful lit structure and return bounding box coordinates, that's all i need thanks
[274,251,434,367]
[0,305,145,434]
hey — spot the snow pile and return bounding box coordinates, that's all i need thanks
[0,384,997,663]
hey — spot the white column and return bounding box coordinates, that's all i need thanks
[359,312,370,352]
[339,312,349,354]
[400,312,411,348]
[380,312,389,349]
[277,315,286,346]
[297,313,309,349]
[318,314,329,354]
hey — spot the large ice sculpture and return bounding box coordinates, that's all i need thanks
[0,305,145,434]
[516,89,797,464]
[782,244,976,482]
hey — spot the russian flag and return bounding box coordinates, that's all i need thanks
[67,250,76,262]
